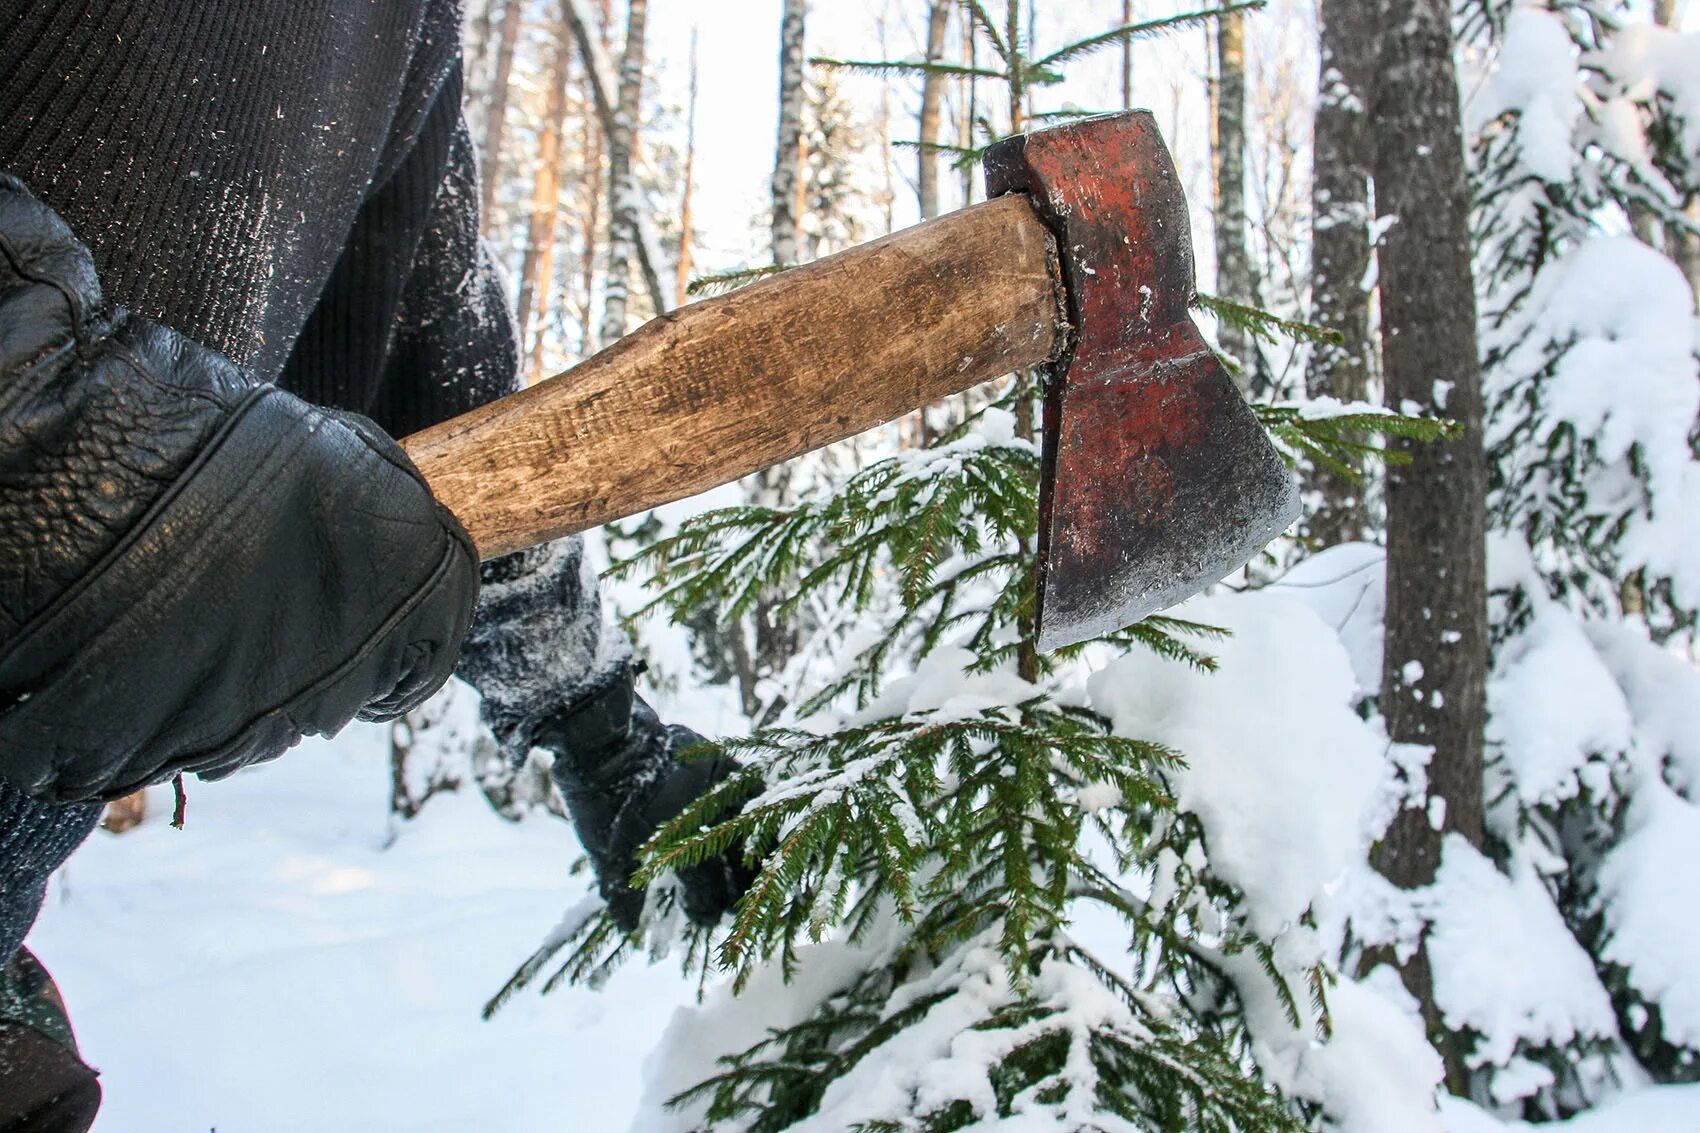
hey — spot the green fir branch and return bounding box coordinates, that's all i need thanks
[962,0,1010,61]
[807,57,1010,82]
[1035,2,1269,69]
[1256,403,1460,479]
[1195,290,1343,348]
[687,264,788,298]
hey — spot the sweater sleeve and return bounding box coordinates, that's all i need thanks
[279,46,670,769]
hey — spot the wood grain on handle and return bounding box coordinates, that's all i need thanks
[401,193,1064,559]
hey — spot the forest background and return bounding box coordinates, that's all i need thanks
[28,1,1700,1131]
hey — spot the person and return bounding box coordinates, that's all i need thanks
[0,2,746,1125]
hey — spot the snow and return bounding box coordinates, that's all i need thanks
[1588,623,1700,795]
[1305,975,1444,1133]
[27,728,699,1132]
[1487,604,1633,806]
[1270,542,1387,698]
[1421,838,1620,1082]
[1590,23,1700,171]
[1445,1084,1700,1132]
[1088,590,1385,939]
[1473,9,1580,184]
[1595,783,1700,1050]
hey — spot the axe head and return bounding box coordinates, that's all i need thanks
[985,113,1301,652]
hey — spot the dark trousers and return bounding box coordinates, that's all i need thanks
[0,954,99,1133]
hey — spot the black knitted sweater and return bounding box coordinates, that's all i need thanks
[0,0,627,963]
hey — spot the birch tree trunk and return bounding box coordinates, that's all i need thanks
[1212,9,1253,388]
[599,0,648,348]
[478,0,523,231]
[565,0,671,320]
[1305,0,1376,546]
[771,0,808,268]
[917,1,951,221]
[736,0,811,722]
[515,11,576,382]
[1368,0,1488,1090]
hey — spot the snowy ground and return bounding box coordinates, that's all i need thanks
[26,724,703,1133]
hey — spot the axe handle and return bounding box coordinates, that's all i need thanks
[400,193,1063,559]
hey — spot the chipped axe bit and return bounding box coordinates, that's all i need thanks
[402,111,1299,651]
[985,113,1301,650]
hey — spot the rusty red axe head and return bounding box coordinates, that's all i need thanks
[984,112,1300,651]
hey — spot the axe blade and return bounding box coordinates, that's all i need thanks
[985,112,1300,652]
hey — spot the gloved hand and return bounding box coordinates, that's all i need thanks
[540,663,755,931]
[456,541,753,930]
[0,174,479,804]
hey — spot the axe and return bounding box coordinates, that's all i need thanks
[401,111,1299,650]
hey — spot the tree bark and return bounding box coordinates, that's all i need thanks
[771,0,808,267]
[598,0,648,347]
[918,1,951,221]
[1305,0,1377,547]
[1212,9,1253,386]
[1368,0,1488,1091]
[478,0,524,231]
[516,10,577,382]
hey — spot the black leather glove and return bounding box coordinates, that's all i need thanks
[540,664,755,931]
[0,174,479,804]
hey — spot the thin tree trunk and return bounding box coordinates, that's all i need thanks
[479,0,524,231]
[464,0,498,107]
[1121,0,1134,110]
[918,1,951,221]
[516,12,576,382]
[577,74,603,358]
[565,0,672,319]
[1212,9,1253,387]
[599,0,648,348]
[1367,0,1488,1092]
[741,0,811,722]
[962,4,977,207]
[1653,0,1700,307]
[676,28,699,302]
[771,0,808,267]
[908,0,954,448]
[1305,0,1376,546]
[1678,199,1700,311]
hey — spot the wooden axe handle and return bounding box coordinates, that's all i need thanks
[401,193,1063,559]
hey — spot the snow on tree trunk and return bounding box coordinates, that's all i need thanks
[478,0,523,232]
[770,0,807,268]
[598,0,648,348]
[1305,0,1377,548]
[1212,9,1254,389]
[1367,0,1489,1089]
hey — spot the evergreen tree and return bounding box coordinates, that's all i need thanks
[1323,1,1700,1117]
[481,14,1446,1125]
